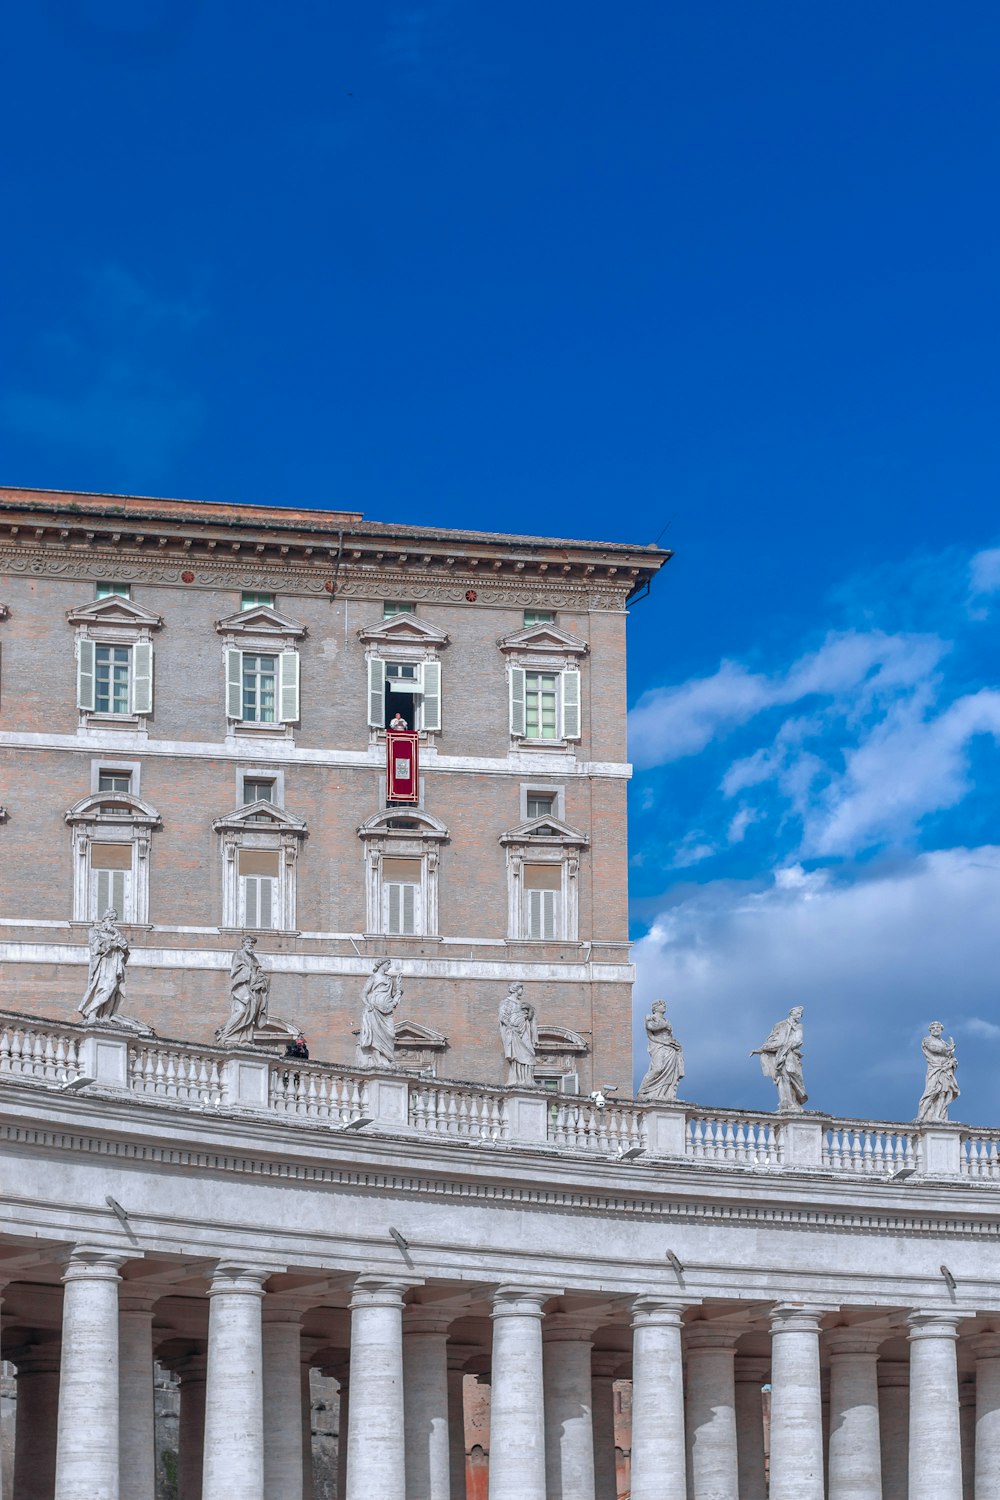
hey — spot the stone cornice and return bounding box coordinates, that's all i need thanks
[3,1089,1000,1244]
[0,488,669,606]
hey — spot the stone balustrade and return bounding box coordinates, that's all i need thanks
[0,1008,986,1180]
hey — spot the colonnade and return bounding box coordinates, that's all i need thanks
[5,1248,1000,1498]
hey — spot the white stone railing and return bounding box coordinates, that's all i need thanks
[1,1011,997,1181]
[960,1132,1000,1178]
[129,1042,225,1107]
[823,1122,918,1175]
[410,1079,509,1142]
[269,1061,371,1127]
[0,1019,83,1085]
[685,1110,783,1167]
[551,1098,645,1155]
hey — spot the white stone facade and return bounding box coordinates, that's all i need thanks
[3,1011,1000,1497]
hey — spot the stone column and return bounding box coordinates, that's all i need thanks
[590,1353,621,1500]
[11,1345,61,1500]
[202,1263,269,1500]
[488,1286,549,1500]
[53,1247,126,1500]
[877,1361,908,1500]
[175,1353,208,1500]
[332,1369,349,1500]
[733,1357,768,1500]
[684,1325,739,1500]
[629,1295,687,1500]
[960,1376,975,1500]
[345,1277,409,1500]
[262,1303,304,1500]
[119,1286,161,1500]
[826,1329,884,1500]
[768,1305,827,1500]
[543,1314,597,1500]
[403,1309,453,1500]
[447,1347,478,1500]
[907,1311,963,1500]
[301,1364,316,1500]
[971,1333,1000,1500]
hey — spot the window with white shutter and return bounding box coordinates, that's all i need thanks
[509,666,526,737]
[278,651,300,723]
[238,849,280,929]
[381,856,422,935]
[523,863,562,940]
[131,641,154,715]
[89,842,134,920]
[560,668,581,740]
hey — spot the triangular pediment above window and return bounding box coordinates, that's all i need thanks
[394,1020,449,1051]
[65,792,162,826]
[215,605,307,639]
[66,597,164,630]
[358,615,450,647]
[212,802,308,835]
[496,624,588,656]
[499,816,589,847]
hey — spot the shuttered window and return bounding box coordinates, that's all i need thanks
[525,673,559,739]
[238,848,280,930]
[90,842,134,920]
[94,645,131,715]
[382,856,421,935]
[524,863,561,940]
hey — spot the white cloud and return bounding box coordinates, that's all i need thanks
[970,547,1000,597]
[628,628,945,772]
[633,846,1000,1124]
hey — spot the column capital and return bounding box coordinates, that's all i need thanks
[446,1340,483,1371]
[684,1320,742,1353]
[8,1342,62,1375]
[542,1310,602,1343]
[119,1283,166,1314]
[206,1261,273,1297]
[403,1307,455,1337]
[904,1309,963,1340]
[969,1330,1000,1360]
[490,1284,553,1320]
[824,1326,889,1357]
[769,1302,836,1333]
[877,1358,910,1388]
[591,1349,627,1379]
[349,1273,416,1311]
[631,1293,688,1329]
[734,1355,771,1385]
[58,1245,130,1282]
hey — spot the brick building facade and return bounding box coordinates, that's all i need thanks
[0,487,667,1091]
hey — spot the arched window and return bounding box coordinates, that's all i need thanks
[357,809,449,937]
[65,791,162,924]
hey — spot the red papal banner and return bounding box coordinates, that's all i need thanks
[386,729,419,803]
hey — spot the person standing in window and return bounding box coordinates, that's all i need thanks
[389,711,408,731]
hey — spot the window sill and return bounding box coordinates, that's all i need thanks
[514,738,571,751]
[229,721,295,738]
[217,926,302,938]
[81,714,144,731]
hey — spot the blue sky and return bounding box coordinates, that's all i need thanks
[3,3,1000,1120]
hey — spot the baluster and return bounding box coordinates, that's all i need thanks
[0,1029,11,1074]
[861,1133,874,1173]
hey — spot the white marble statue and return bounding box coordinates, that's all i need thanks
[498,982,538,1087]
[752,1006,808,1112]
[637,999,685,1102]
[78,908,151,1033]
[216,936,271,1046]
[356,958,402,1069]
[916,1021,960,1123]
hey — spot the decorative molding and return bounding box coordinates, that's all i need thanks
[2,1113,1000,1240]
[0,545,632,610]
[499,815,589,849]
[358,615,450,647]
[66,595,164,635]
[214,604,307,642]
[496,624,589,657]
